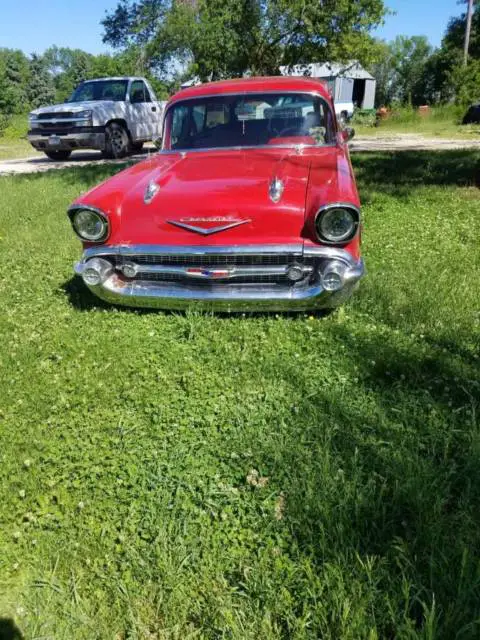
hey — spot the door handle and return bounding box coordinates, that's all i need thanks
[152,106,157,112]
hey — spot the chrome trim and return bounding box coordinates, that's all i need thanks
[73,244,364,311]
[158,143,337,155]
[67,205,110,244]
[74,259,364,311]
[82,244,305,259]
[269,177,284,203]
[314,203,361,245]
[167,219,250,235]
[144,180,160,204]
[120,263,313,280]
[33,117,93,125]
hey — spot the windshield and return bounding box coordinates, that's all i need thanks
[164,92,335,150]
[68,80,128,102]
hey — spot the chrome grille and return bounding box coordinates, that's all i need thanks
[130,254,299,267]
[111,253,317,287]
[136,272,291,285]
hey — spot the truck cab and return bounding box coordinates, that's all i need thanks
[28,77,166,161]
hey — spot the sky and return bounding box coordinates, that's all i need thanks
[0,0,465,57]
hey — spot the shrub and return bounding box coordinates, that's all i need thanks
[0,112,11,137]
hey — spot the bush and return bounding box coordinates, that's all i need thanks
[351,109,376,127]
[1,113,28,139]
[0,112,11,137]
[375,104,464,129]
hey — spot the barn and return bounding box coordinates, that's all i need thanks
[280,61,376,110]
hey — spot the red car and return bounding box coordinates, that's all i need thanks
[68,76,364,311]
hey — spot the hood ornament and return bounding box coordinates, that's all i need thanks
[167,216,250,235]
[144,180,160,204]
[269,177,284,203]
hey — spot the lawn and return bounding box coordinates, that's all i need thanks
[354,107,480,140]
[0,114,40,160]
[0,151,479,639]
[355,120,480,140]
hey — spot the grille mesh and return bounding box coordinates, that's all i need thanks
[130,254,299,267]
[110,253,317,287]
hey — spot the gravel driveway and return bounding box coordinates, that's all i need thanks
[1,134,479,176]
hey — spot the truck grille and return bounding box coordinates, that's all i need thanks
[37,112,75,119]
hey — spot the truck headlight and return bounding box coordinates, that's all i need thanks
[75,109,93,121]
[315,205,359,244]
[68,206,109,242]
[28,113,39,125]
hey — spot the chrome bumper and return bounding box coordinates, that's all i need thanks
[74,244,365,312]
[28,132,105,151]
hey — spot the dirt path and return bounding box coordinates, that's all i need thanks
[0,135,479,175]
[350,133,480,152]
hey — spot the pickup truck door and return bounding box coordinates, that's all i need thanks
[128,80,159,141]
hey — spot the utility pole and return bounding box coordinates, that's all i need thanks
[464,0,474,65]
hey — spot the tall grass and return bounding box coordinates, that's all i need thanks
[0,113,29,140]
[354,104,480,138]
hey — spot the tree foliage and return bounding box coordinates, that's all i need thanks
[102,0,388,80]
[27,54,56,108]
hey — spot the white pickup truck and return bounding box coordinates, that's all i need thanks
[28,77,166,160]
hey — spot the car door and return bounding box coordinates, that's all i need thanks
[128,80,158,141]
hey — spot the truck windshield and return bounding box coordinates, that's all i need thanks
[164,92,334,150]
[68,80,128,102]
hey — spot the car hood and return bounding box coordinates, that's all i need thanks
[31,101,116,114]
[79,147,343,246]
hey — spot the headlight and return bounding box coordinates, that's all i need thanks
[28,113,39,124]
[75,109,92,120]
[315,205,359,244]
[69,207,109,242]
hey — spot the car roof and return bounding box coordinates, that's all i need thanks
[170,76,332,103]
[80,77,146,82]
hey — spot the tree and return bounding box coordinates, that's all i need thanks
[368,36,432,106]
[389,35,432,105]
[422,0,480,103]
[0,48,30,113]
[102,0,388,80]
[443,0,480,60]
[27,54,56,108]
[450,58,480,104]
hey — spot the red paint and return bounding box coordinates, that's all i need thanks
[73,77,360,259]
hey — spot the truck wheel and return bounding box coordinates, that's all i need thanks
[45,150,72,161]
[130,142,144,154]
[104,123,130,159]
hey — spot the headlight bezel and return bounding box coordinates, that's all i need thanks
[314,203,360,245]
[68,205,110,243]
[74,109,93,121]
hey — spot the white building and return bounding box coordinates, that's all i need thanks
[280,61,376,110]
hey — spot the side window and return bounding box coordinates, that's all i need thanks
[130,80,150,104]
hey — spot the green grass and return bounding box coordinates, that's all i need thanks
[354,105,480,139]
[0,114,40,160]
[0,139,40,160]
[0,151,479,639]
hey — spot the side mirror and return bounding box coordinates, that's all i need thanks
[153,136,162,149]
[341,127,355,143]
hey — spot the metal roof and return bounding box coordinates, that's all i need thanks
[280,61,374,81]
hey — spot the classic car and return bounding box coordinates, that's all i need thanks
[68,76,364,311]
